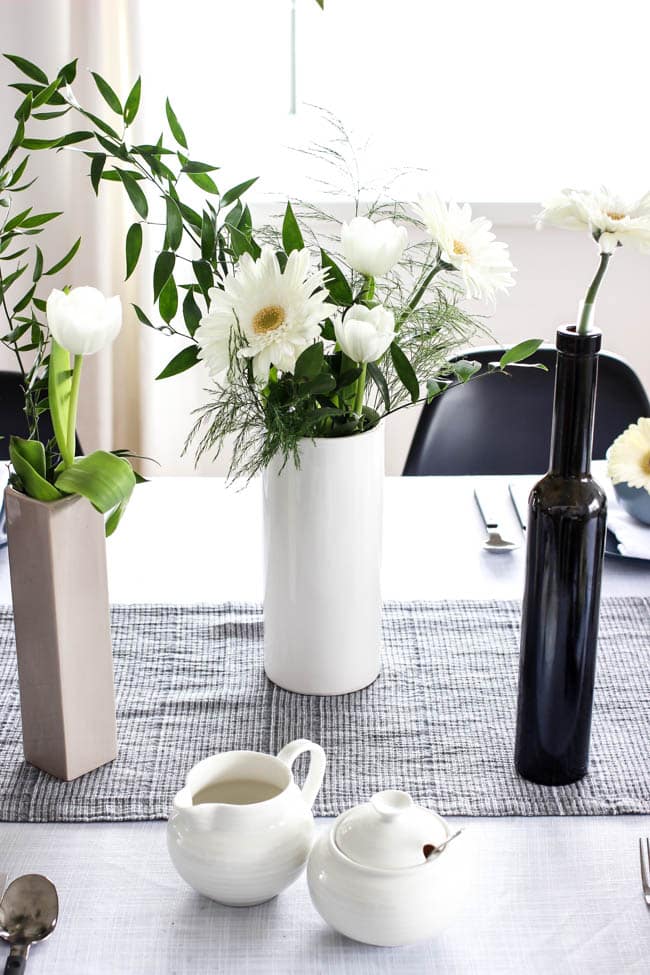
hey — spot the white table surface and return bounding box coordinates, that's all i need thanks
[1,469,649,974]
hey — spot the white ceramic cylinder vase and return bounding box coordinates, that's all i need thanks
[263,424,384,695]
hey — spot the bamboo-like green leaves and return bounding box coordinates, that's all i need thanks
[156,343,199,380]
[164,196,183,250]
[4,55,48,84]
[91,71,122,115]
[165,98,187,149]
[153,251,175,300]
[90,153,106,195]
[125,223,142,280]
[158,276,178,324]
[221,177,258,206]
[118,169,148,218]
[123,76,141,125]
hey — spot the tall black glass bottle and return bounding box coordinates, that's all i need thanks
[515,325,607,785]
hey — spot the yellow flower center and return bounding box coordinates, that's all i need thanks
[252,304,285,334]
[453,239,469,256]
[606,211,626,221]
[643,451,650,475]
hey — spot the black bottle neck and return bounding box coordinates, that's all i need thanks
[549,325,602,478]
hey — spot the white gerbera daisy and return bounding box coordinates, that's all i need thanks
[537,187,650,254]
[196,245,332,384]
[536,189,591,231]
[414,192,515,302]
[607,418,650,493]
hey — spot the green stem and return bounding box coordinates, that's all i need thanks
[578,251,611,334]
[360,275,375,303]
[398,259,444,327]
[65,355,83,466]
[354,362,367,416]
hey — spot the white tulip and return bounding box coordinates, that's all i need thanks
[46,286,122,356]
[341,217,408,277]
[334,303,395,364]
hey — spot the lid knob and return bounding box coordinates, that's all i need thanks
[370,790,414,821]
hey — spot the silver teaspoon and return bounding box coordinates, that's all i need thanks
[0,874,59,974]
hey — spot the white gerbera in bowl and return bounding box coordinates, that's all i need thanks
[607,418,650,525]
[196,245,332,384]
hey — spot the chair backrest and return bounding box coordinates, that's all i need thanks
[0,370,83,461]
[403,345,650,476]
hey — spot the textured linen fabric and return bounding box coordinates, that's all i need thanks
[0,598,648,822]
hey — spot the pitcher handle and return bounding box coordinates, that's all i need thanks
[277,739,326,809]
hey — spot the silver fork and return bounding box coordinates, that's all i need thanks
[639,838,650,906]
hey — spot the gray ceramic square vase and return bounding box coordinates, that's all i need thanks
[5,487,117,780]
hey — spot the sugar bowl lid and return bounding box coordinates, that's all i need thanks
[334,790,450,869]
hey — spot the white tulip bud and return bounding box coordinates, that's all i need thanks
[341,217,408,277]
[334,303,395,364]
[46,287,122,356]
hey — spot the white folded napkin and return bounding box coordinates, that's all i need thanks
[607,500,650,560]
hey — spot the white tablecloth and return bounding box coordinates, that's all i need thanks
[1,469,649,974]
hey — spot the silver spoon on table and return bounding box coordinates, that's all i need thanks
[474,488,519,552]
[0,875,58,974]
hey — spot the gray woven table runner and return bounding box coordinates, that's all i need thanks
[0,598,648,822]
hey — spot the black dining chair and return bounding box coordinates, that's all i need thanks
[0,370,83,461]
[403,345,650,476]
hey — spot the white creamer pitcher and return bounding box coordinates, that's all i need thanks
[167,739,326,906]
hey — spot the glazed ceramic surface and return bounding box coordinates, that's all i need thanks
[613,480,650,525]
[307,790,468,946]
[167,739,326,906]
[263,423,384,695]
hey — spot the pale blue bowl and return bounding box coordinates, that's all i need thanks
[613,481,650,526]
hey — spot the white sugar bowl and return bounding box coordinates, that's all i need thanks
[307,790,467,947]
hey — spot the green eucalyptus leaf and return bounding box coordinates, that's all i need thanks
[125,223,142,280]
[165,97,187,149]
[155,343,199,379]
[91,71,123,114]
[55,450,136,514]
[320,249,353,305]
[123,76,141,125]
[9,436,62,501]
[158,275,178,323]
[282,201,304,254]
[118,170,148,219]
[390,342,419,402]
[164,196,183,250]
[153,250,175,300]
[44,237,81,276]
[499,338,544,368]
[221,177,258,206]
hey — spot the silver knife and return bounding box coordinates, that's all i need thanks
[508,483,528,534]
